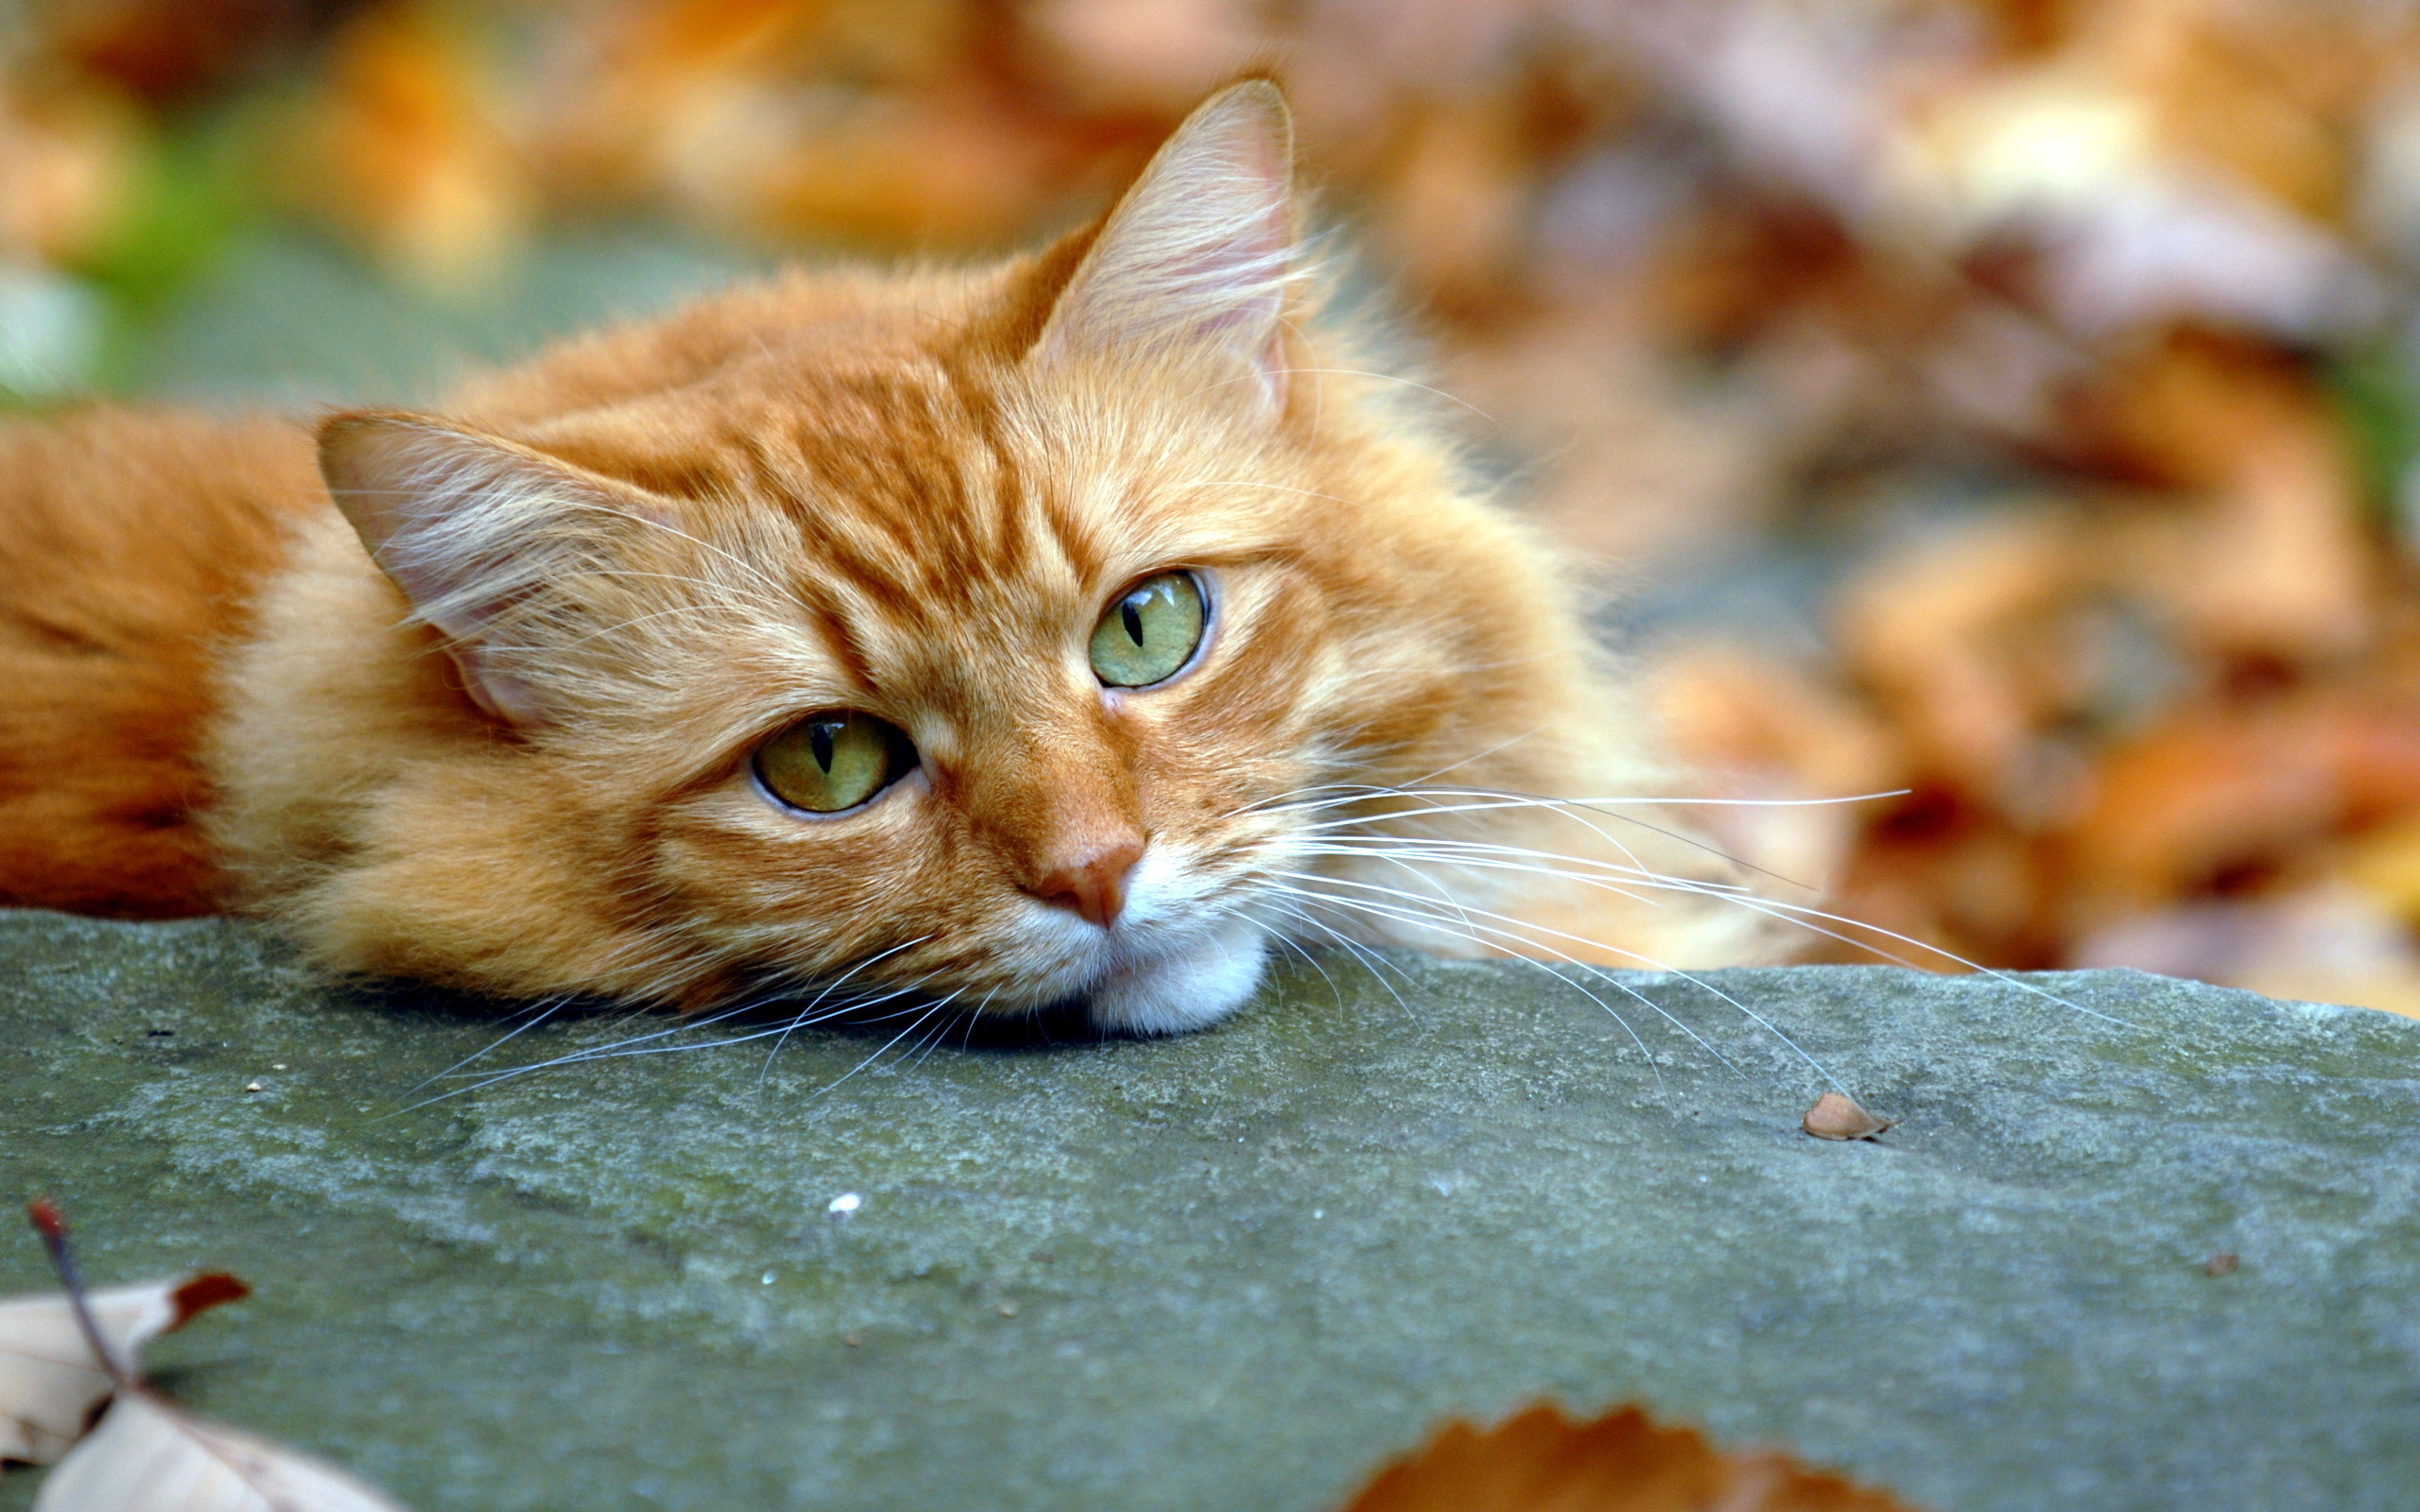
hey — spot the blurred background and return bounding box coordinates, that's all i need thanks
[9,0,2420,1012]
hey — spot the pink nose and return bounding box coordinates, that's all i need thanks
[1028,838,1144,929]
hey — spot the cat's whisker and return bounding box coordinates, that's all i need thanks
[1251,895,1426,1022]
[386,994,788,1113]
[1308,785,1672,888]
[1269,780,1912,893]
[1297,835,1730,906]
[757,936,934,1081]
[1270,868,1842,1090]
[1649,887,2139,1030]
[402,957,955,1112]
[1241,918,1348,1014]
[1278,885,1744,1089]
[799,994,965,1107]
[1400,723,1555,789]
[1308,821,2135,1032]
[1276,785,1911,822]
[427,998,763,1084]
[1270,885,1677,1091]
[917,988,1001,1068]
[405,991,579,1096]
[1268,836,1510,1025]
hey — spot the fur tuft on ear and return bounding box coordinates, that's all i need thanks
[319,412,669,726]
[1032,79,1298,410]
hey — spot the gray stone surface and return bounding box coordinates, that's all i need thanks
[1,910,2414,1511]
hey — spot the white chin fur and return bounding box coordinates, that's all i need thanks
[1082,916,1270,1036]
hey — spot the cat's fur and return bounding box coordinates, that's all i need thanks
[1,83,1773,1032]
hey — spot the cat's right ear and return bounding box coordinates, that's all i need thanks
[1028,78,1299,413]
[319,412,666,727]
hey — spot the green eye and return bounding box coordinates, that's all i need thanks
[1089,571,1206,688]
[753,712,914,814]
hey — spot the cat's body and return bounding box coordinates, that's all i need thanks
[1,84,1776,1032]
[0,408,321,918]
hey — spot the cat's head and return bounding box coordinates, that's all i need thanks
[259,81,1607,1030]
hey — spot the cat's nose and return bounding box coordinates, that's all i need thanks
[1027,836,1145,929]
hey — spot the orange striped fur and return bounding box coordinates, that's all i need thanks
[4,84,1775,1026]
[0,408,320,917]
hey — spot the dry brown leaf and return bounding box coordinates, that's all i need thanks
[2095,337,2372,663]
[2074,885,2420,1019]
[1,1274,248,1466]
[1336,1401,1922,1512]
[2064,694,2420,923]
[1025,0,1269,113]
[1803,1091,1893,1141]
[294,0,532,288]
[741,94,1076,247]
[1832,511,2088,802]
[33,1389,408,1512]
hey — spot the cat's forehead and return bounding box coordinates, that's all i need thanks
[564,349,1294,591]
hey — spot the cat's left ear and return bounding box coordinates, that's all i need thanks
[1030,79,1298,413]
[319,412,672,726]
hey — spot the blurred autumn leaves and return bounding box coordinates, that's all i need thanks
[11,0,2420,1010]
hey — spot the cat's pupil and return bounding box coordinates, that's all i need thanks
[1122,600,1146,646]
[809,720,838,773]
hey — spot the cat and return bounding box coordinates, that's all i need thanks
[0,80,1780,1036]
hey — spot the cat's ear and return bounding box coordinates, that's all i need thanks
[319,412,668,727]
[1031,78,1298,412]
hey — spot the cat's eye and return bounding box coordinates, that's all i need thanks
[753,712,915,814]
[1089,571,1206,688]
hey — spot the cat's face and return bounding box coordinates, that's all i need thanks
[290,83,1591,1028]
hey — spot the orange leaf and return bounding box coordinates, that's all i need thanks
[1337,1402,1923,1512]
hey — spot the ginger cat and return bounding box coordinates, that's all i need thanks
[0,83,1774,1032]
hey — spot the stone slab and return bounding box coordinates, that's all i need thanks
[1,910,2414,1510]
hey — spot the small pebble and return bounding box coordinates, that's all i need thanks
[842,1329,864,1348]
[1804,1091,1893,1140]
[242,1080,264,1093]
[2204,1252,2238,1277]
[827,1193,861,1214]
[996,1301,1020,1317]
[271,1063,286,1071]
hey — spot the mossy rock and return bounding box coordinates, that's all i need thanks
[3,911,2415,1510]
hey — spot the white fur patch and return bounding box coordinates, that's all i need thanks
[1083,913,1270,1035]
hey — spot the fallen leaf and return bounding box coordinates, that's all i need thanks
[1335,1401,1922,1512]
[33,1389,407,1512]
[292,0,532,288]
[2072,884,2420,1018]
[1803,1091,1893,1141]
[14,1202,407,1508]
[1,1273,248,1465]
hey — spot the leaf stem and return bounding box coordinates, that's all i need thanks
[26,1198,133,1386]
